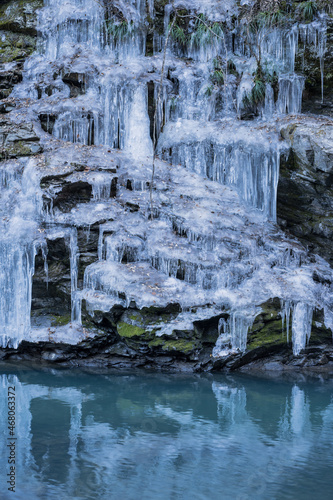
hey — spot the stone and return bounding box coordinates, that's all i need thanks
[0,118,42,158]
[278,118,333,264]
[0,0,43,36]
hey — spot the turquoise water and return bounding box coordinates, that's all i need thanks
[0,365,333,499]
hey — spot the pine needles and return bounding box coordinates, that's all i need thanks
[190,15,223,48]
[106,20,131,40]
[298,1,318,21]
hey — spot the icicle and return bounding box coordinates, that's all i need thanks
[324,307,333,337]
[0,242,37,348]
[277,75,305,115]
[67,228,79,322]
[40,0,105,60]
[161,130,281,221]
[213,312,255,357]
[147,0,154,18]
[98,82,133,149]
[41,241,49,289]
[291,302,313,356]
[281,299,292,342]
[125,85,153,159]
[71,291,82,324]
[98,225,105,261]
[262,83,274,119]
[317,23,327,104]
[299,19,327,104]
[90,173,112,200]
[84,224,91,243]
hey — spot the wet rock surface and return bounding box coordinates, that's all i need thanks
[0,116,42,157]
[278,118,333,264]
[299,17,333,117]
[0,0,42,98]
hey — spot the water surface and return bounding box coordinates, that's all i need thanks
[1,365,333,499]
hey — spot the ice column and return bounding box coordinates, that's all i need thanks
[125,85,153,159]
[292,302,313,356]
[68,229,80,323]
[213,312,255,357]
[0,242,37,348]
[40,0,104,60]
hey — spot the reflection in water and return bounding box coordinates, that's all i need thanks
[0,367,333,500]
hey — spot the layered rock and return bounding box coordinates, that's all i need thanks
[278,117,333,264]
[0,116,42,158]
[0,0,42,98]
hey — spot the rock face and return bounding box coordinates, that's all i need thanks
[0,0,42,98]
[0,0,333,371]
[0,117,42,158]
[298,17,333,117]
[278,118,333,265]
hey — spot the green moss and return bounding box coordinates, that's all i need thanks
[149,337,197,354]
[0,31,36,63]
[247,322,287,350]
[246,299,289,350]
[0,141,32,159]
[117,321,146,338]
[190,15,224,49]
[0,0,43,36]
[51,314,71,327]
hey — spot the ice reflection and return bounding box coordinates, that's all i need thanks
[0,369,333,499]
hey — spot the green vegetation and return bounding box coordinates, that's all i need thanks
[148,337,196,354]
[170,23,186,46]
[244,0,320,29]
[242,60,279,111]
[210,69,224,86]
[0,34,36,63]
[117,321,147,338]
[170,96,179,111]
[204,57,226,99]
[251,9,288,30]
[211,57,224,85]
[204,85,213,97]
[51,314,71,327]
[0,141,33,159]
[242,64,267,109]
[191,14,223,48]
[106,20,132,40]
[227,59,238,77]
[247,300,287,350]
[170,14,224,50]
[298,1,318,21]
[250,78,266,105]
[0,0,43,36]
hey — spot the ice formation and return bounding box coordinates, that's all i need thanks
[0,0,331,359]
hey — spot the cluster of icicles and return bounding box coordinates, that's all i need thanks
[0,0,330,358]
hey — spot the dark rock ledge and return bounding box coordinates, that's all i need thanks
[1,299,333,373]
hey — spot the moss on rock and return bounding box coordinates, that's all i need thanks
[51,314,72,327]
[117,321,147,338]
[0,31,36,63]
[247,298,289,351]
[0,0,43,36]
[148,336,198,354]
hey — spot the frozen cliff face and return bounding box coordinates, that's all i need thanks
[0,0,332,363]
[158,119,281,220]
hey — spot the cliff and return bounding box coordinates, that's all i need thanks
[0,0,333,372]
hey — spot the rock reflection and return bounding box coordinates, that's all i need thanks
[0,368,332,499]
